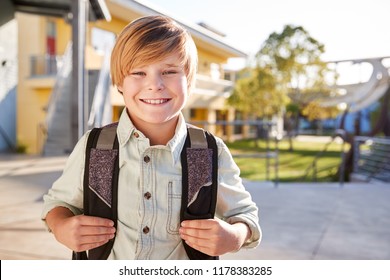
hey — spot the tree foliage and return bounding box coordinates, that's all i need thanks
[227,66,287,118]
[229,24,339,126]
[257,25,326,87]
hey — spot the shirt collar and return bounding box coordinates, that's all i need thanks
[117,108,136,146]
[116,108,187,165]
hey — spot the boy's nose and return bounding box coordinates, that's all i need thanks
[147,75,164,92]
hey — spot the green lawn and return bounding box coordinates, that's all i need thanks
[226,138,348,182]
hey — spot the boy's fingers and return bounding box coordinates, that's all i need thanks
[79,225,116,236]
[181,219,215,229]
[79,233,115,245]
[180,227,208,239]
[180,219,222,239]
[78,215,114,227]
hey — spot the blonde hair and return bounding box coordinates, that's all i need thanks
[110,15,198,92]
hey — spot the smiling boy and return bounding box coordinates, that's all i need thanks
[42,15,261,259]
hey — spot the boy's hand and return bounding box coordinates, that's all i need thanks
[46,207,116,252]
[179,218,251,256]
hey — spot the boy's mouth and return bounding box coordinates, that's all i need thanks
[141,98,171,105]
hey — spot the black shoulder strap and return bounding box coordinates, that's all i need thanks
[73,124,119,260]
[180,126,219,260]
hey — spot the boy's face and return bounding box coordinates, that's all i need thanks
[118,53,188,130]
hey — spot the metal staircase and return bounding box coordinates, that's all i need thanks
[43,42,113,156]
[42,44,73,156]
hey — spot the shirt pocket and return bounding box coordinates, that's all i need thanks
[167,179,182,235]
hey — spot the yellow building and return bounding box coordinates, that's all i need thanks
[15,0,247,154]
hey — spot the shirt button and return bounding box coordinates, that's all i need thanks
[134,132,140,138]
[144,155,150,163]
[143,226,150,234]
[144,192,151,200]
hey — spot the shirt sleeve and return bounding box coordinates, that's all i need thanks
[215,138,262,249]
[41,131,90,223]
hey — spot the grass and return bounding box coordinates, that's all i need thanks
[226,137,348,182]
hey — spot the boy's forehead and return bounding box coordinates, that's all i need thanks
[132,52,184,68]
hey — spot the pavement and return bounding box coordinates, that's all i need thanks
[1,154,389,260]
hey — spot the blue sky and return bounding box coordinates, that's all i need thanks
[144,0,390,65]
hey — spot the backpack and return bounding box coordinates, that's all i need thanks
[72,122,219,260]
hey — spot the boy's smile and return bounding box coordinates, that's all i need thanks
[140,98,172,105]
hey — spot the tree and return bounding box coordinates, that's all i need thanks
[228,66,286,117]
[227,66,287,146]
[228,25,339,149]
[256,25,338,149]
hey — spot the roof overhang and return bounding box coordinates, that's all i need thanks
[2,0,111,23]
[109,0,247,58]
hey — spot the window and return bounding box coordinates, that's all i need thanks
[44,20,57,75]
[46,20,56,55]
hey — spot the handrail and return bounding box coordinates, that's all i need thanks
[29,54,61,76]
[302,129,346,185]
[44,43,72,133]
[232,146,279,187]
[88,42,114,128]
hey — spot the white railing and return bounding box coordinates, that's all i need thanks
[45,43,72,133]
[88,42,114,128]
[30,54,62,76]
[353,136,390,182]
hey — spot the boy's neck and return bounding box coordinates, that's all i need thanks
[131,117,179,146]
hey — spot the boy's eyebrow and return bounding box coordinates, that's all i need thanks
[165,63,181,67]
[131,63,181,70]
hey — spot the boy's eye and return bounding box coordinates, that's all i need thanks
[163,70,177,75]
[131,71,145,76]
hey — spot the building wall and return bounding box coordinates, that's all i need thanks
[0,19,17,152]
[17,13,45,154]
[16,14,67,153]
[56,18,71,54]
[197,48,227,78]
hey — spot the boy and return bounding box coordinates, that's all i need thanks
[42,15,261,259]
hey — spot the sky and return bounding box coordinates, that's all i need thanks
[143,0,390,69]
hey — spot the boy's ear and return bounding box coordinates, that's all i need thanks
[117,85,123,94]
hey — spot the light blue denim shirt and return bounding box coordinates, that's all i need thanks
[42,109,261,259]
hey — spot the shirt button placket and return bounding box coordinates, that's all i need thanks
[141,151,152,258]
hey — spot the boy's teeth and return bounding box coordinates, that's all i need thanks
[143,99,168,104]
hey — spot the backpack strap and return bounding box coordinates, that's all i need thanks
[73,124,219,260]
[72,124,119,260]
[180,126,219,260]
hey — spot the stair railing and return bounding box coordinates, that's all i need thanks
[302,129,346,185]
[44,43,72,134]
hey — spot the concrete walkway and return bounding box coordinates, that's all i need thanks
[1,154,389,260]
